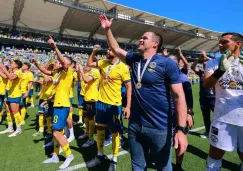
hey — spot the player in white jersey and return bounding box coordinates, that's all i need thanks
[204,32,243,171]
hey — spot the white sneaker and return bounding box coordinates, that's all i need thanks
[82,139,95,148]
[8,130,22,137]
[59,154,74,169]
[29,104,35,108]
[68,136,75,143]
[20,121,25,125]
[78,133,88,140]
[32,131,43,137]
[200,132,209,139]
[0,128,14,134]
[77,119,83,124]
[43,140,54,148]
[43,154,59,164]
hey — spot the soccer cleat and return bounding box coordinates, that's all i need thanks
[78,133,88,140]
[32,131,43,137]
[104,136,112,146]
[43,139,54,148]
[86,155,106,168]
[8,130,21,137]
[0,128,14,134]
[108,160,117,171]
[59,154,74,169]
[82,139,95,148]
[200,132,209,139]
[68,136,75,143]
[20,121,25,126]
[28,104,35,108]
[43,154,59,164]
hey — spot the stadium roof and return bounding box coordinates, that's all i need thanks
[0,0,222,53]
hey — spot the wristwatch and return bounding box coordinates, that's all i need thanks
[176,125,189,135]
[187,109,194,116]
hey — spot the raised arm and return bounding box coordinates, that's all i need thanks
[47,36,68,71]
[190,58,200,73]
[77,64,94,83]
[87,45,100,67]
[32,58,52,76]
[178,46,189,71]
[0,63,18,80]
[99,14,128,63]
[0,70,7,79]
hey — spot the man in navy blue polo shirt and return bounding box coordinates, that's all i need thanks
[99,14,188,171]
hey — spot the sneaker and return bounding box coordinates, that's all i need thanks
[78,133,88,140]
[43,154,59,164]
[32,131,43,137]
[43,139,54,148]
[104,136,112,146]
[108,160,117,171]
[0,128,14,134]
[200,132,209,139]
[20,121,25,126]
[86,155,106,168]
[8,130,21,137]
[119,137,124,148]
[82,139,95,148]
[59,154,74,169]
[28,104,35,108]
[68,136,75,143]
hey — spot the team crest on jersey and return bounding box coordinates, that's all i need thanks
[149,62,156,68]
[229,81,237,89]
[210,134,218,143]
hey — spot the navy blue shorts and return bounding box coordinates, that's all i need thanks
[4,90,9,100]
[20,94,27,107]
[38,99,46,113]
[78,95,84,108]
[83,101,96,117]
[7,97,21,105]
[0,95,5,110]
[52,107,70,130]
[95,101,122,131]
[28,89,34,97]
[45,102,54,117]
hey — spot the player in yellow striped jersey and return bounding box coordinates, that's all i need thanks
[0,68,8,123]
[86,46,132,170]
[20,63,34,125]
[77,64,100,148]
[33,36,74,169]
[32,61,54,137]
[0,60,23,137]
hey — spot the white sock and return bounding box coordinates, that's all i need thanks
[97,152,104,156]
[206,156,222,171]
[69,127,74,137]
[8,124,13,130]
[16,126,21,132]
[112,156,117,162]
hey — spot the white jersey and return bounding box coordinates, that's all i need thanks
[205,58,243,126]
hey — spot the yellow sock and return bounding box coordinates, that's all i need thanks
[97,127,105,153]
[39,114,44,132]
[68,112,73,120]
[26,97,29,104]
[78,108,83,120]
[53,138,60,155]
[84,117,89,134]
[30,97,34,105]
[14,112,21,127]
[20,107,26,122]
[0,111,2,121]
[46,117,52,133]
[7,112,13,125]
[62,144,72,156]
[89,120,95,141]
[112,132,120,157]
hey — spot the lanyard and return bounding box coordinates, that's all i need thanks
[137,54,155,83]
[105,59,120,80]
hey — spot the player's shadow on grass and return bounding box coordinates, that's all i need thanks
[187,144,239,171]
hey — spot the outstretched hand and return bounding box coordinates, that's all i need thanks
[47,35,56,49]
[99,14,113,30]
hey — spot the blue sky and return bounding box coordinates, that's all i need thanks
[110,0,243,34]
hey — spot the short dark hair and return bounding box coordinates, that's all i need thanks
[221,32,243,42]
[23,62,31,69]
[13,60,22,69]
[151,32,163,53]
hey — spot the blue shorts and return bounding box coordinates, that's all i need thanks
[78,95,84,108]
[95,101,122,131]
[83,101,96,117]
[28,89,34,97]
[69,98,73,105]
[4,90,9,100]
[7,97,21,104]
[38,99,46,113]
[0,95,5,110]
[52,107,70,130]
[20,94,27,107]
[45,102,54,117]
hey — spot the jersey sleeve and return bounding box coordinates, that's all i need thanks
[126,52,141,66]
[29,72,34,82]
[14,70,23,79]
[89,69,100,80]
[97,60,105,69]
[121,65,131,83]
[165,59,181,84]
